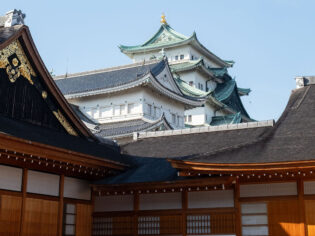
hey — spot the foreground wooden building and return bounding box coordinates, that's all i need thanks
[92,76,315,236]
[0,10,126,236]
[2,9,315,236]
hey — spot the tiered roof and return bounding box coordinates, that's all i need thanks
[119,23,230,68]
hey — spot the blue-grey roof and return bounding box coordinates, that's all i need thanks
[94,155,184,185]
[55,60,166,95]
[95,116,172,138]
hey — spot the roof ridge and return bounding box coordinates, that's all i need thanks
[54,59,160,80]
[134,120,275,141]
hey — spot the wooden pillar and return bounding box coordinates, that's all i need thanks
[234,179,241,236]
[298,178,307,236]
[19,168,28,236]
[182,190,188,236]
[57,174,64,236]
[133,193,139,236]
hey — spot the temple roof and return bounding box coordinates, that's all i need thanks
[119,23,230,68]
[121,121,273,159]
[184,83,315,164]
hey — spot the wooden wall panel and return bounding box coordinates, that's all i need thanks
[211,213,235,234]
[268,199,304,236]
[0,195,22,236]
[22,198,58,236]
[305,200,315,236]
[76,203,92,236]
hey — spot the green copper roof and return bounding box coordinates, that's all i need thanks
[209,67,228,77]
[174,77,211,97]
[210,112,242,126]
[213,80,236,102]
[238,87,251,96]
[119,24,191,52]
[170,59,204,72]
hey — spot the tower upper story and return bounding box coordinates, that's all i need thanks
[119,14,233,70]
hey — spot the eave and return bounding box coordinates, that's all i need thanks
[64,72,205,108]
[92,176,233,196]
[0,131,126,180]
[170,159,315,176]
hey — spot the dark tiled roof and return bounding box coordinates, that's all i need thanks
[55,60,166,95]
[188,85,315,163]
[121,126,272,159]
[0,114,123,163]
[95,116,171,138]
[0,25,22,44]
[94,155,184,185]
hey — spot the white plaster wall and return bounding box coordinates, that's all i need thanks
[185,107,206,126]
[304,181,315,195]
[189,47,222,68]
[188,190,234,208]
[132,46,191,63]
[0,165,22,191]
[64,177,91,200]
[139,192,182,210]
[240,182,297,197]
[27,170,60,196]
[69,88,144,124]
[94,195,134,212]
[142,90,185,129]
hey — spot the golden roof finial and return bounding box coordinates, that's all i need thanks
[160,13,167,25]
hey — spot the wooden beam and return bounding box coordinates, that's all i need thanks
[133,193,139,236]
[298,178,307,236]
[58,174,64,236]
[182,190,188,236]
[19,168,28,236]
[234,179,241,236]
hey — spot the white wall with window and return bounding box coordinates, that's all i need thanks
[142,90,185,129]
[69,88,144,124]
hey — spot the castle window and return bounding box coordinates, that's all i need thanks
[114,105,120,116]
[180,54,184,60]
[191,55,194,60]
[172,114,176,124]
[63,203,76,236]
[188,115,192,122]
[128,103,135,114]
[147,104,152,116]
[120,104,126,115]
[100,106,112,117]
[175,55,179,60]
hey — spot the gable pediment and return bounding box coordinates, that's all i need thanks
[0,38,79,136]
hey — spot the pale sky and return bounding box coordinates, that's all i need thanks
[2,0,315,121]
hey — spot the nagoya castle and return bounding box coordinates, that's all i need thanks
[55,14,252,143]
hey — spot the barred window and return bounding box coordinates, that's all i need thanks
[138,216,160,235]
[63,203,76,236]
[187,215,211,234]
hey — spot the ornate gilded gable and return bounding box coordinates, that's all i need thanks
[0,39,78,136]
